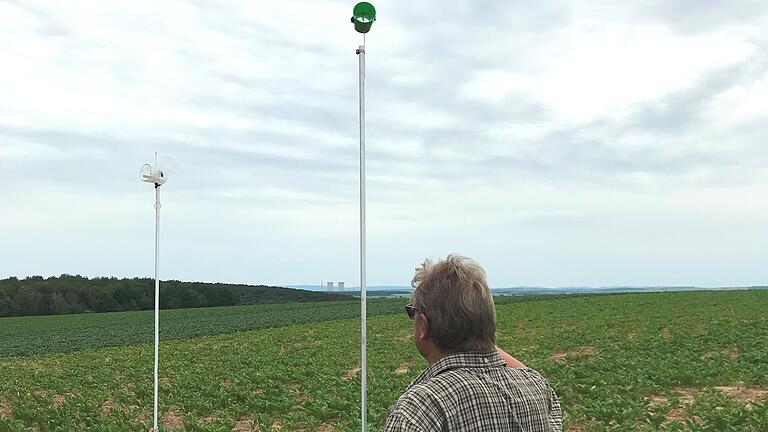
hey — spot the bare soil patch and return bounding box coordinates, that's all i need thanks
[645,388,701,427]
[232,417,260,432]
[659,328,672,340]
[551,346,598,364]
[565,418,600,432]
[700,347,740,360]
[198,413,215,422]
[714,386,768,408]
[343,364,361,380]
[288,383,311,401]
[162,407,185,430]
[0,399,12,418]
[551,352,567,363]
[395,360,418,375]
[52,394,66,407]
[316,423,340,432]
[101,399,113,416]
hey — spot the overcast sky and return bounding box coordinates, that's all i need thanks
[0,0,766,288]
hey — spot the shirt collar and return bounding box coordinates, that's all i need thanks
[408,351,506,389]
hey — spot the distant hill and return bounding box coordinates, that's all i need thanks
[0,275,353,318]
[289,284,768,298]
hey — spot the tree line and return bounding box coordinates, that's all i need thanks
[0,275,351,317]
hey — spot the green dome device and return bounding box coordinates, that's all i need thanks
[351,2,376,33]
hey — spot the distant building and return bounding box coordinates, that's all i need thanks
[327,281,334,291]
[337,282,345,291]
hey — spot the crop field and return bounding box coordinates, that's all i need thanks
[1,290,767,431]
[0,300,406,357]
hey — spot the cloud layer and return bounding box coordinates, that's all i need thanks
[1,0,766,287]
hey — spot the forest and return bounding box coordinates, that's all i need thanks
[0,275,350,317]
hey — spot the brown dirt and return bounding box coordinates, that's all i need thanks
[198,414,215,422]
[714,386,768,408]
[101,399,113,416]
[627,331,637,342]
[700,347,740,360]
[162,407,185,430]
[673,388,696,403]
[270,421,283,430]
[564,418,601,432]
[288,383,311,402]
[654,385,768,413]
[316,423,340,432]
[646,388,699,427]
[660,328,672,340]
[232,417,260,432]
[343,365,361,380]
[551,346,598,364]
[395,360,418,375]
[221,380,233,389]
[664,407,690,425]
[551,352,567,364]
[26,361,45,372]
[0,399,12,418]
[52,394,66,407]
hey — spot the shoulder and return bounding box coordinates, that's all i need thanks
[508,367,558,391]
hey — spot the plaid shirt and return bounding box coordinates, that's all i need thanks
[383,351,563,432]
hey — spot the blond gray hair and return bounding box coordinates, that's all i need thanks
[410,254,496,353]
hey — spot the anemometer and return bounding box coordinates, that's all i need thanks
[140,152,168,432]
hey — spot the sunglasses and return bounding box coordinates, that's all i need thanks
[404,303,422,320]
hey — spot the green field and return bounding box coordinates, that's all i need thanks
[1,291,767,431]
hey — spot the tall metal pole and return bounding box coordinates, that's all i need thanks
[153,184,161,432]
[356,42,367,432]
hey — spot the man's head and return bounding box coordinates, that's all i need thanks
[408,254,497,361]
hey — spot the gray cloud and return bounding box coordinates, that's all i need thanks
[1,0,766,286]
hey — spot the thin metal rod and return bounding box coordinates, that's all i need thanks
[357,43,367,432]
[153,185,161,432]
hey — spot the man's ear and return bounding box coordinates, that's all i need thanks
[417,313,430,341]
